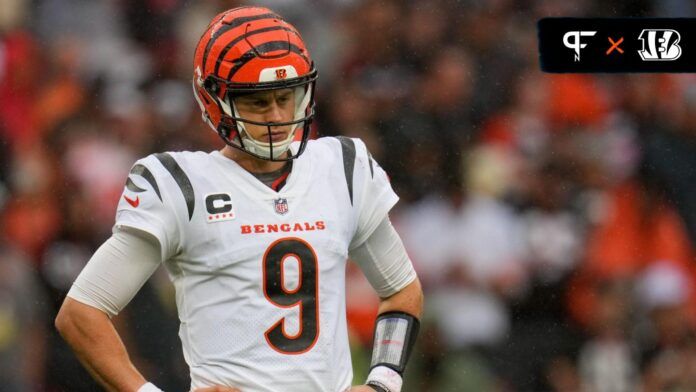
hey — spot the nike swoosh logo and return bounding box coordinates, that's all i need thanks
[123,195,140,208]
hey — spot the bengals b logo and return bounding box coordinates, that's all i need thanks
[638,29,682,61]
[275,69,287,79]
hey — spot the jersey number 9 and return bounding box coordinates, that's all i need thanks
[262,237,319,354]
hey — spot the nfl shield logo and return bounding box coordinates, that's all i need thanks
[274,198,289,215]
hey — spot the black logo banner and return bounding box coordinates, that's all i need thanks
[538,18,696,72]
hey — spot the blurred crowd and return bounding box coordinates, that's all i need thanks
[1,0,696,391]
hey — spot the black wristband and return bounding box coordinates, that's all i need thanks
[369,311,420,374]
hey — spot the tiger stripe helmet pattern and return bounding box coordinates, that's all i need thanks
[193,6,318,161]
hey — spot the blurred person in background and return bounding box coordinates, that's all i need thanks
[396,144,527,391]
[380,46,477,203]
[577,278,638,392]
[0,209,49,391]
[500,143,591,391]
[636,261,696,391]
[55,6,422,392]
[640,78,696,247]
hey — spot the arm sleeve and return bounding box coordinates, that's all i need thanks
[349,216,417,298]
[66,228,161,317]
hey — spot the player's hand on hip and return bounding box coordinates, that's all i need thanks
[193,386,241,392]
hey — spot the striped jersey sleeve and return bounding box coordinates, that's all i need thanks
[114,153,187,261]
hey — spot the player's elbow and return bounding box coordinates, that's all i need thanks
[54,299,75,338]
[55,297,103,340]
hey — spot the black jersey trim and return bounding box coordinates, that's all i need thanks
[336,136,356,205]
[125,177,146,193]
[367,151,375,179]
[129,164,162,201]
[154,153,195,220]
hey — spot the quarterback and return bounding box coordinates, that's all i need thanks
[55,6,423,392]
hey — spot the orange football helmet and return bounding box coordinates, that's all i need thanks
[192,6,317,160]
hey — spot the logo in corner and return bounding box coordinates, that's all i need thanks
[123,195,140,208]
[638,29,682,61]
[563,31,597,61]
[274,198,289,215]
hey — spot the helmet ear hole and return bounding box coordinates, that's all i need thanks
[203,78,218,95]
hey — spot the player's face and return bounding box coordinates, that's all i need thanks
[233,88,296,144]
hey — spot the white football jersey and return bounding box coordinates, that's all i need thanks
[114,137,398,391]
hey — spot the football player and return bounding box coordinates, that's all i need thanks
[55,6,422,392]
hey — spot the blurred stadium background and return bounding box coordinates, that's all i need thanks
[1,0,696,391]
